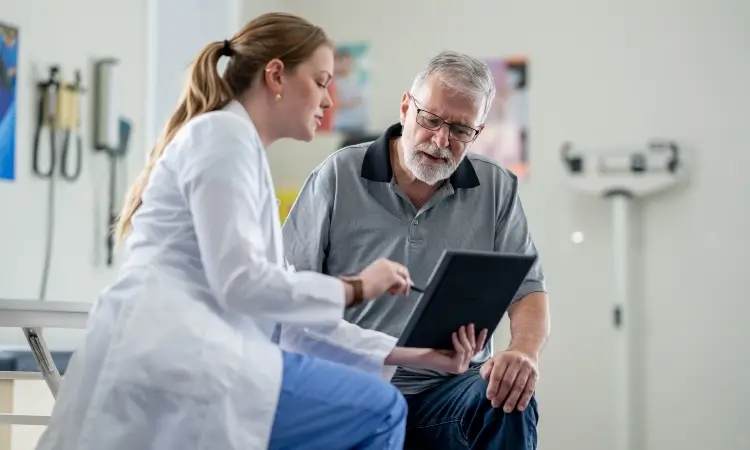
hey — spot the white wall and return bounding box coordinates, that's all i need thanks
[0,0,148,350]
[1,1,147,448]
[246,1,750,449]
[148,0,242,147]
[0,0,241,351]
[1,1,746,448]
[1,0,240,448]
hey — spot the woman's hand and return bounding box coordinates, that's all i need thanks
[429,324,489,374]
[357,258,413,299]
[384,324,489,374]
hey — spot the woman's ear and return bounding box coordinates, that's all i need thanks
[263,58,285,93]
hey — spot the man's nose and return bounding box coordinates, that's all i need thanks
[432,125,450,148]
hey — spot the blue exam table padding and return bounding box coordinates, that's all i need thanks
[0,351,15,371]
[0,350,74,375]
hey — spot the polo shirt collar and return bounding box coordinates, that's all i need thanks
[360,123,480,189]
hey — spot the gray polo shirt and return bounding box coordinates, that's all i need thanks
[282,123,546,395]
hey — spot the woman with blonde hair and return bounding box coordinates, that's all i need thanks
[35,12,484,450]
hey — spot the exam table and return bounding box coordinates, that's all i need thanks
[0,298,90,431]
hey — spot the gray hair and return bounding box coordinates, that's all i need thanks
[409,50,496,122]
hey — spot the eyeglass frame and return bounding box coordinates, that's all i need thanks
[407,93,483,143]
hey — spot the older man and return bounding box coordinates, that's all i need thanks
[282,51,550,449]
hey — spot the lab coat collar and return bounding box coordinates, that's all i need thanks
[223,99,252,122]
[222,99,265,147]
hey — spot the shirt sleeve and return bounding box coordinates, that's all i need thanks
[495,176,547,302]
[177,116,345,330]
[279,322,397,375]
[280,164,396,375]
[281,169,331,273]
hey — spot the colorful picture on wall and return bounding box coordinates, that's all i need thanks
[0,22,18,181]
[469,56,529,180]
[318,42,371,136]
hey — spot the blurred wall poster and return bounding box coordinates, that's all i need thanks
[470,56,528,180]
[277,189,299,224]
[0,22,18,181]
[318,42,371,136]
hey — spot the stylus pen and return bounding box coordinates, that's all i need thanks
[411,285,425,293]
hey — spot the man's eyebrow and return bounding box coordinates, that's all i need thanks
[431,108,476,128]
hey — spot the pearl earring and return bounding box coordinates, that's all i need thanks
[275,93,282,101]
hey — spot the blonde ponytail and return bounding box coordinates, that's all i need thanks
[115,40,233,241]
[115,12,330,242]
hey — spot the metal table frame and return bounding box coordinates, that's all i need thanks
[0,299,90,426]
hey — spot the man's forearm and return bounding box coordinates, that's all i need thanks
[506,291,550,360]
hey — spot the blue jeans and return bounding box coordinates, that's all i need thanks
[269,351,407,449]
[404,368,539,449]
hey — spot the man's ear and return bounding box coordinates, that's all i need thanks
[399,92,410,125]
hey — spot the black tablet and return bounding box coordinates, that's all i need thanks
[397,249,537,350]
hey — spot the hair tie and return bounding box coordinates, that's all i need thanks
[221,39,234,57]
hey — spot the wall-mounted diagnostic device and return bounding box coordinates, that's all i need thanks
[32,65,88,309]
[32,66,86,182]
[31,65,60,179]
[59,70,84,181]
[93,57,130,267]
[561,139,686,450]
[93,58,120,153]
[32,65,86,183]
[105,118,132,266]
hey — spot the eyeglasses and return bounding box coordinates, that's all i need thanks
[409,95,480,143]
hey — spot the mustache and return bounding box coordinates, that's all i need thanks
[414,144,452,159]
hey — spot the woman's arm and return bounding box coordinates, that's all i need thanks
[282,322,485,376]
[386,325,487,374]
[384,347,435,367]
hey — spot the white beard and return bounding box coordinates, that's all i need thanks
[404,143,462,185]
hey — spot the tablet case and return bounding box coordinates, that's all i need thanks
[397,249,537,350]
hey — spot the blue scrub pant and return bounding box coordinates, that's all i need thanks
[268,351,407,449]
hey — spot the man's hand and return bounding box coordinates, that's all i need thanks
[480,349,538,413]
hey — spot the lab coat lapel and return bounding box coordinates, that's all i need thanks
[222,100,285,267]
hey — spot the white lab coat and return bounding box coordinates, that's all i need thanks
[35,100,397,450]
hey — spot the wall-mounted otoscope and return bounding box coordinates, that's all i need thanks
[32,66,87,305]
[59,70,84,181]
[32,66,86,182]
[32,66,60,179]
